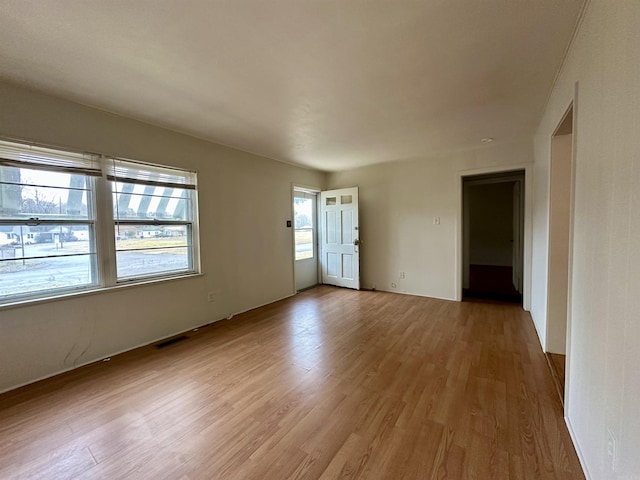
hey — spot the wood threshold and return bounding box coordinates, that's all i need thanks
[0,286,584,479]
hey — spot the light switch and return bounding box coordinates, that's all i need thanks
[433,216,440,225]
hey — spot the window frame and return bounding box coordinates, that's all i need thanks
[0,139,201,306]
[107,157,199,283]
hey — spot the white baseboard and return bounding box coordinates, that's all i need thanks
[565,415,592,480]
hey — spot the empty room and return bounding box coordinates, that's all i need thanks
[0,1,638,479]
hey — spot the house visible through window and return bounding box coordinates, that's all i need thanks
[0,143,100,300]
[0,139,199,304]
[107,158,197,281]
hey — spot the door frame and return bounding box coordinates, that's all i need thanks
[456,164,533,310]
[547,87,579,415]
[291,184,321,294]
[461,171,525,299]
[563,86,578,417]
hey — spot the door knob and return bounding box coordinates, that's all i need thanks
[353,239,360,246]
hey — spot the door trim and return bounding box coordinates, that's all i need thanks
[546,85,579,417]
[291,184,321,295]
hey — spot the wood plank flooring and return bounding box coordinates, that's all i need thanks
[545,353,566,404]
[0,286,584,479]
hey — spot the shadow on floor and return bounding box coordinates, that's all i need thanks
[463,264,522,304]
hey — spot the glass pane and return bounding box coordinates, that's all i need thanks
[111,182,190,221]
[341,195,352,204]
[2,224,93,257]
[326,197,336,206]
[114,224,189,249]
[115,224,191,279]
[0,254,95,300]
[294,196,314,261]
[294,197,313,229]
[116,247,191,279]
[0,165,91,221]
[295,229,313,260]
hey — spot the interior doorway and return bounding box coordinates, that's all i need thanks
[462,170,525,304]
[545,104,574,404]
[293,188,319,292]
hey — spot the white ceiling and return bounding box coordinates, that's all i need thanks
[0,1,585,171]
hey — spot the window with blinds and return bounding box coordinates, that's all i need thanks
[107,158,198,281]
[0,140,99,300]
[0,139,200,304]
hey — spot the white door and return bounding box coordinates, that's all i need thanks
[320,187,360,289]
[294,190,318,291]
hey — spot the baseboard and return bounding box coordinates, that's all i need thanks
[226,292,296,318]
[565,416,592,480]
[0,318,214,395]
[370,288,456,302]
[0,292,297,395]
[296,284,319,293]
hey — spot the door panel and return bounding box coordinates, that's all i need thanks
[342,254,354,280]
[341,211,354,244]
[326,211,337,244]
[327,252,338,278]
[320,187,359,289]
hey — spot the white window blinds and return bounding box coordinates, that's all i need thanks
[106,158,197,189]
[0,140,101,176]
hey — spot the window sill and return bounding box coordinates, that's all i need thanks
[0,272,205,312]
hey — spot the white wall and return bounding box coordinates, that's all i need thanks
[0,81,325,393]
[531,1,640,478]
[327,139,532,301]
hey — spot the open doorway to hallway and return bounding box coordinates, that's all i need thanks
[545,104,574,404]
[462,170,525,304]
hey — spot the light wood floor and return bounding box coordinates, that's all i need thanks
[546,353,566,404]
[0,286,584,479]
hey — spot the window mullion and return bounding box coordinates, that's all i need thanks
[94,170,117,287]
[189,187,200,272]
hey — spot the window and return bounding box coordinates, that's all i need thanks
[294,191,315,261]
[107,158,197,281]
[0,142,100,300]
[0,139,199,304]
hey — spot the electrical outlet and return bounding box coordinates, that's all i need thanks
[391,283,397,288]
[433,216,440,225]
[207,291,215,303]
[607,428,617,473]
[400,272,405,279]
